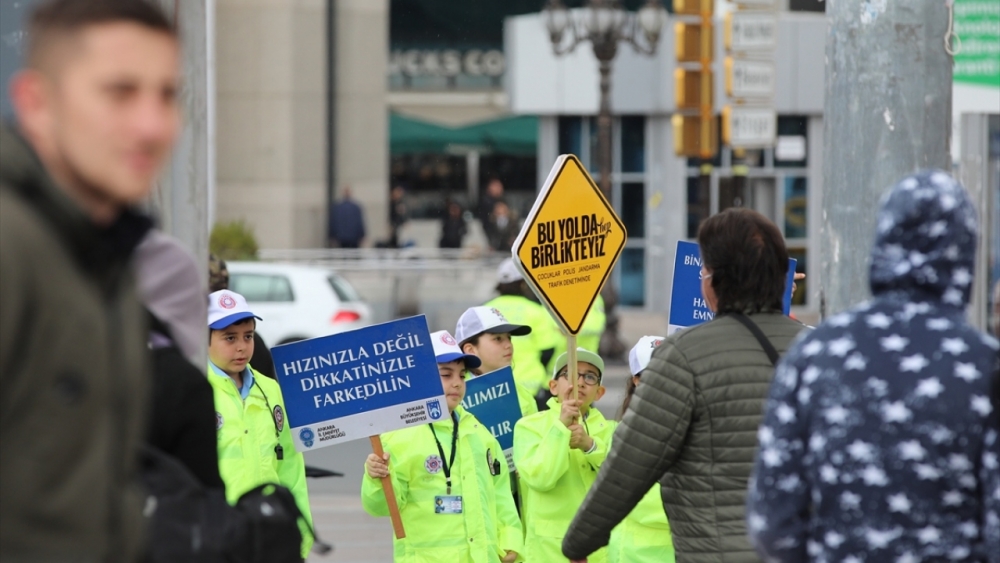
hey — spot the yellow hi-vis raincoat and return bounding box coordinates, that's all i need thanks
[513,397,615,563]
[484,295,558,394]
[362,408,523,563]
[207,365,313,557]
[608,485,675,563]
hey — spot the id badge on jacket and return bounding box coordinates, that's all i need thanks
[434,495,463,514]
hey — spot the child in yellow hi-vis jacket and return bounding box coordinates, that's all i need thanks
[206,290,313,557]
[363,330,523,563]
[513,348,615,563]
[607,336,675,563]
[455,306,538,417]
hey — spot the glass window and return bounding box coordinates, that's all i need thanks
[719,176,747,212]
[621,116,645,173]
[788,248,808,306]
[733,148,764,168]
[620,182,645,238]
[784,177,808,239]
[230,274,294,303]
[328,275,361,303]
[558,116,582,157]
[789,0,825,12]
[620,247,645,307]
[775,116,808,168]
[687,175,710,238]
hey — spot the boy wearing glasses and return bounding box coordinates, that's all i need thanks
[513,348,614,563]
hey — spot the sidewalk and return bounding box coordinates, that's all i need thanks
[307,494,393,563]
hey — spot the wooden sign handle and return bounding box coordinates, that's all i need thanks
[370,435,406,539]
[567,334,578,403]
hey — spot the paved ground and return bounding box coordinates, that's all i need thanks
[303,361,634,562]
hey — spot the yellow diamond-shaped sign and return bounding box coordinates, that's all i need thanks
[512,155,627,335]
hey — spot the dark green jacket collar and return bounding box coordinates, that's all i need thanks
[0,123,152,282]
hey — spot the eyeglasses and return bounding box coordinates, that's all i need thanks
[556,370,602,386]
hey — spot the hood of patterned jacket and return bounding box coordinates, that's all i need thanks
[869,169,978,308]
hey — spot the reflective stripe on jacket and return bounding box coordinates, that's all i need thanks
[207,365,313,556]
[513,397,615,563]
[362,408,523,563]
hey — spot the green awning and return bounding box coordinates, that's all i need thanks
[390,112,537,156]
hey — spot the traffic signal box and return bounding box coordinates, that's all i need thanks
[672,0,716,158]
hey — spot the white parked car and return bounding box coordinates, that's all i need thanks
[227,261,372,346]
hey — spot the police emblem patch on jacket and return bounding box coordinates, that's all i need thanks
[425,454,443,474]
[272,405,284,432]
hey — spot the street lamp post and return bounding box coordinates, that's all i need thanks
[542,0,666,359]
[543,0,666,197]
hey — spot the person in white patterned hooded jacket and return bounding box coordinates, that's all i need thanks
[747,170,1000,562]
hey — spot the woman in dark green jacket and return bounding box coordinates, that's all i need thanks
[562,208,806,563]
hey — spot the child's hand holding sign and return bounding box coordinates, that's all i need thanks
[365,452,390,479]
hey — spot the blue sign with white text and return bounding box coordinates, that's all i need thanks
[460,367,521,453]
[271,315,447,451]
[668,241,796,334]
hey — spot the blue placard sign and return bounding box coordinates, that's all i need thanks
[668,241,796,334]
[460,367,522,470]
[270,315,446,452]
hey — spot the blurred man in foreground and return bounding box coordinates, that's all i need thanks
[0,1,180,560]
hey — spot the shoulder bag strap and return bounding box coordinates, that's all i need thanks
[729,313,781,366]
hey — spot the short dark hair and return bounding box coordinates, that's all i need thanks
[697,208,789,315]
[28,0,175,69]
[208,318,256,342]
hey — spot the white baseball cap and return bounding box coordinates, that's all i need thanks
[430,330,482,369]
[455,306,531,346]
[496,258,523,284]
[207,289,262,330]
[628,335,665,376]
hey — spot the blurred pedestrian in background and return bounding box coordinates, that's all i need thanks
[439,199,468,249]
[488,201,519,252]
[478,178,505,238]
[0,0,179,559]
[388,184,408,248]
[747,171,1000,562]
[562,208,805,562]
[328,185,366,249]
